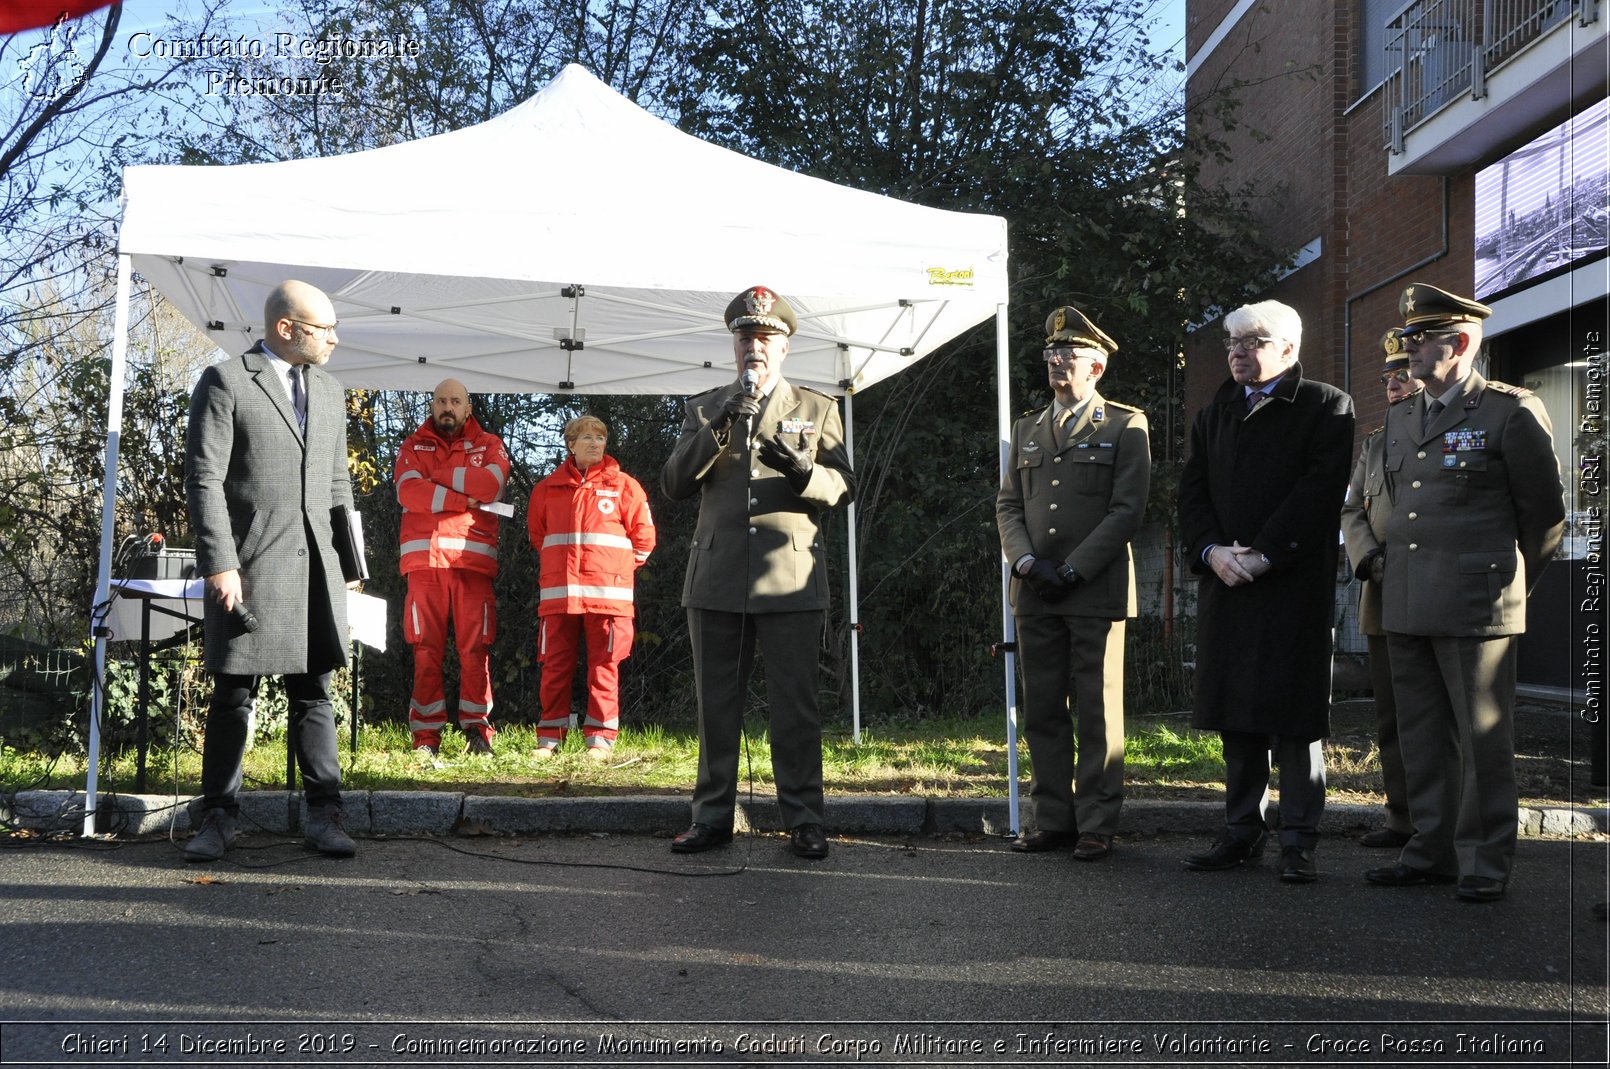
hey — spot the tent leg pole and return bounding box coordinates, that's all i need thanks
[843,392,862,745]
[995,303,1021,836]
[85,255,135,837]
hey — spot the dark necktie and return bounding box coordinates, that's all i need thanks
[1246,390,1266,413]
[1423,397,1444,435]
[291,366,307,433]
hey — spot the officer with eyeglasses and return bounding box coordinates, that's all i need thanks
[996,306,1150,861]
[1340,330,1424,851]
[1362,283,1565,903]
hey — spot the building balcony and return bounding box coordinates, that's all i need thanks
[1383,0,1608,174]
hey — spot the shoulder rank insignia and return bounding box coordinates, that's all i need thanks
[1103,399,1142,413]
[1485,380,1533,398]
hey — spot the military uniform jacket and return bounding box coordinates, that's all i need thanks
[996,392,1150,619]
[1379,372,1565,637]
[661,376,855,614]
[185,342,355,675]
[1340,426,1389,636]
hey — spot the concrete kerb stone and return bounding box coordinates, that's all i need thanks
[462,794,687,836]
[370,790,462,835]
[17,790,1608,841]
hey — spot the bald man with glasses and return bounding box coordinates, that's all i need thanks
[184,280,357,862]
[1363,283,1565,904]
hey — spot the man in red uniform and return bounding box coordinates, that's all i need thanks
[395,378,510,756]
[528,416,655,760]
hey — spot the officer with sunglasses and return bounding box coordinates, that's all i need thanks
[1361,283,1565,903]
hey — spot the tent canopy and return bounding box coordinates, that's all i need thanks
[118,64,1009,398]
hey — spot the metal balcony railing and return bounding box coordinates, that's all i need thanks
[1384,0,1595,152]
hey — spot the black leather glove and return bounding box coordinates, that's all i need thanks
[1024,559,1071,602]
[711,391,761,433]
[1057,563,1080,587]
[757,433,813,492]
[1367,551,1385,584]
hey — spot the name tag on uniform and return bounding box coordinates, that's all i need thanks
[780,419,816,435]
[1443,429,1486,453]
[595,488,620,497]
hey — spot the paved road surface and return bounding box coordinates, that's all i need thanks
[1,830,1604,1067]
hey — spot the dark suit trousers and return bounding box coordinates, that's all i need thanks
[1366,633,1412,834]
[200,670,344,811]
[1220,731,1325,848]
[1386,632,1518,881]
[688,607,825,829]
[1015,613,1126,837]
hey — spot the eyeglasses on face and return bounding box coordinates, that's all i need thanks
[1224,335,1276,352]
[290,319,340,338]
[1042,346,1096,365]
[1399,328,1459,348]
[1380,369,1411,385]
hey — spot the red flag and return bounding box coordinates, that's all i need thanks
[0,2,116,35]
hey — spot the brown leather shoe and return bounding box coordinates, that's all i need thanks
[670,823,733,854]
[1010,828,1077,853]
[1072,833,1112,862]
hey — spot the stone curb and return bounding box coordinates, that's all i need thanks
[7,789,1606,842]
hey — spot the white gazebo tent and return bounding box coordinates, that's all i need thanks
[91,64,1026,835]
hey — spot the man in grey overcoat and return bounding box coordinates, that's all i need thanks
[183,279,357,861]
[1178,300,1354,883]
[661,285,855,860]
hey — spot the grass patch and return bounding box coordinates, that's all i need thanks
[2,714,1248,801]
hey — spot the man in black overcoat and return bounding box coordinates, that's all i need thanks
[1178,299,1354,883]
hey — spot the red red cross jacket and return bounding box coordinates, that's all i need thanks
[527,455,655,616]
[395,415,509,577]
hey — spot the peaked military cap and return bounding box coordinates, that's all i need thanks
[1381,329,1409,370]
[1397,283,1491,332]
[1044,305,1117,357]
[725,285,797,336]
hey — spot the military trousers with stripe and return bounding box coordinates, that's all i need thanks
[537,612,633,751]
[404,568,496,747]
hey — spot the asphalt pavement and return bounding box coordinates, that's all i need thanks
[0,825,1605,1068]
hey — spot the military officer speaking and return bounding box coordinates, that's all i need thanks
[661,285,855,860]
[1363,283,1565,903]
[996,306,1150,861]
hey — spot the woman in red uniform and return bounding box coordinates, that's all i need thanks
[527,416,656,760]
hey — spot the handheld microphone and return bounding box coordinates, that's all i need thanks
[740,368,760,444]
[229,598,260,633]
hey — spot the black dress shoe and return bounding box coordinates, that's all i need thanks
[790,823,829,859]
[670,823,733,854]
[1010,828,1077,853]
[1072,833,1112,862]
[1279,846,1318,883]
[1359,826,1413,848]
[1456,876,1505,903]
[1181,833,1267,871]
[1364,863,1456,887]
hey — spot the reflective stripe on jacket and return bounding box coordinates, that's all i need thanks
[527,454,655,616]
[395,415,509,577]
